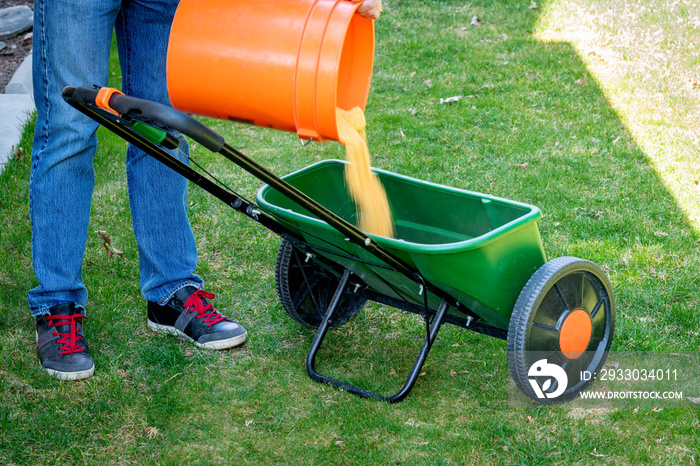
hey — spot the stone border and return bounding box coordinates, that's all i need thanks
[0,51,34,171]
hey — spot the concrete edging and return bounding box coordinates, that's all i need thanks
[1,51,34,171]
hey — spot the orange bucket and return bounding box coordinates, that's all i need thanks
[166,0,375,142]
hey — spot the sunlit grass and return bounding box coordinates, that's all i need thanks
[534,0,700,229]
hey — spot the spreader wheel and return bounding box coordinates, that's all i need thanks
[275,240,366,328]
[507,256,615,404]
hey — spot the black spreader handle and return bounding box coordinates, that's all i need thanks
[62,86,225,153]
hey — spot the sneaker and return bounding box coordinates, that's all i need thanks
[36,303,95,381]
[147,286,247,350]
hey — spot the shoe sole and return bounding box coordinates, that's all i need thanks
[147,320,247,350]
[45,365,95,381]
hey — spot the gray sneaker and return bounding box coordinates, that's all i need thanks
[36,303,95,380]
[147,286,247,350]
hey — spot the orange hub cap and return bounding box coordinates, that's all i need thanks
[559,309,592,359]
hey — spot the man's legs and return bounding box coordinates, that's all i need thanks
[115,0,202,304]
[29,0,122,379]
[116,0,247,348]
[29,0,121,315]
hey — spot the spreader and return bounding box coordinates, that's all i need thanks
[63,86,615,403]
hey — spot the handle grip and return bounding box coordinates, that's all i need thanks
[62,86,226,153]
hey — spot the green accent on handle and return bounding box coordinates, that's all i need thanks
[130,121,167,145]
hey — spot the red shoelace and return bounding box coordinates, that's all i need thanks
[183,287,228,327]
[47,314,87,355]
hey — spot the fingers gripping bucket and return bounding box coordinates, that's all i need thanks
[166,0,374,142]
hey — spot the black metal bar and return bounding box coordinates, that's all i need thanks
[386,300,449,403]
[305,269,352,383]
[441,314,508,340]
[306,275,450,403]
[359,289,507,340]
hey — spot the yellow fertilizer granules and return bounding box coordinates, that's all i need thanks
[336,107,395,238]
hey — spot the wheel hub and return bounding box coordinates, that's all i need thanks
[559,309,592,359]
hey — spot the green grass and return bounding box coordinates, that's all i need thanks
[1,0,699,463]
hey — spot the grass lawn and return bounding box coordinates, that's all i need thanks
[1,0,699,463]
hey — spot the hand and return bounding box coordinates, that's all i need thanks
[351,0,383,20]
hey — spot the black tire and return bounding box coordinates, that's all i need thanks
[275,240,366,328]
[507,256,615,404]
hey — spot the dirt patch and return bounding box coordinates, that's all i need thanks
[0,0,33,93]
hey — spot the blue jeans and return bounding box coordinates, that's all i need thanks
[29,0,202,316]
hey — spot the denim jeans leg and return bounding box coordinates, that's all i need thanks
[116,0,202,304]
[28,0,122,316]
